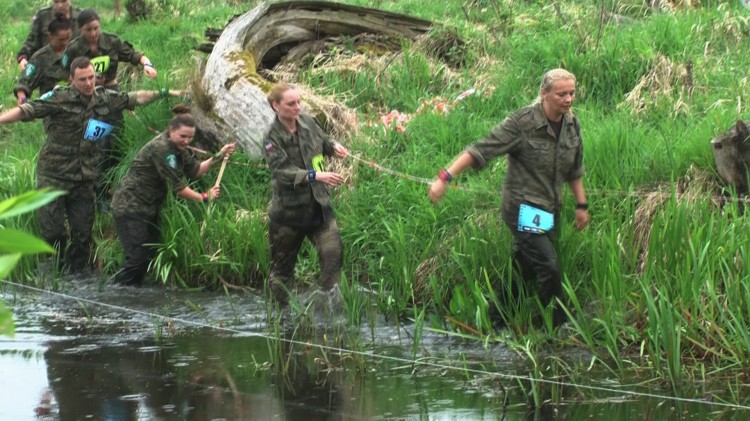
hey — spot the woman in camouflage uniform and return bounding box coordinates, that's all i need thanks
[14,14,73,106]
[263,83,350,305]
[110,106,235,286]
[16,0,80,72]
[62,8,157,89]
[429,68,589,327]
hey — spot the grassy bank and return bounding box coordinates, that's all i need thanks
[2,0,750,406]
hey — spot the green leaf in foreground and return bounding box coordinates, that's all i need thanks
[0,189,65,220]
[0,189,62,338]
[0,228,54,254]
[0,301,14,338]
[0,253,22,280]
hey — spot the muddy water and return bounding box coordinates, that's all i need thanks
[0,279,746,420]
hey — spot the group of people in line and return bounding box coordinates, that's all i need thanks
[3,1,589,325]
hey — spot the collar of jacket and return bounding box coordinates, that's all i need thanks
[157,131,182,153]
[77,31,117,55]
[275,114,314,137]
[69,85,107,102]
[530,102,574,131]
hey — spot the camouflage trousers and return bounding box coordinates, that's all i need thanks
[36,175,95,273]
[267,217,343,305]
[112,214,160,286]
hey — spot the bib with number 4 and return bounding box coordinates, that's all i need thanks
[517,203,554,234]
[84,119,114,141]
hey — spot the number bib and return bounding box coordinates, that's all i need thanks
[84,119,114,141]
[311,154,326,172]
[90,55,111,76]
[517,203,554,234]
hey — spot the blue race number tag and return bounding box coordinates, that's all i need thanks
[84,119,114,141]
[517,203,554,234]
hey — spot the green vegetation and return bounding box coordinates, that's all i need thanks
[0,189,64,336]
[3,0,750,408]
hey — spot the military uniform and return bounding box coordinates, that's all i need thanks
[264,114,343,303]
[17,6,81,64]
[14,44,69,102]
[111,132,201,286]
[466,103,584,307]
[63,32,142,207]
[19,85,137,272]
[63,32,144,87]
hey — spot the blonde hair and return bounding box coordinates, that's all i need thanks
[267,83,296,111]
[532,68,576,106]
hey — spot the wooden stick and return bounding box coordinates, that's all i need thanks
[444,315,481,336]
[214,155,229,188]
[188,145,209,155]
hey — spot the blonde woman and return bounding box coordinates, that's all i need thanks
[429,68,589,326]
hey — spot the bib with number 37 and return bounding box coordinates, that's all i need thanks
[84,118,114,141]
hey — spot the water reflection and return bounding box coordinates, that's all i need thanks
[8,327,514,420]
[2,285,750,420]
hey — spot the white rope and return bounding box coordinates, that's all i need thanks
[3,280,750,411]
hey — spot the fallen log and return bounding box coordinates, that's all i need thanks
[194,0,433,157]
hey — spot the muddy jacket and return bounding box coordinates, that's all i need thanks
[63,32,144,85]
[17,6,81,62]
[112,132,201,219]
[19,85,136,182]
[264,114,336,227]
[14,44,68,99]
[466,103,584,228]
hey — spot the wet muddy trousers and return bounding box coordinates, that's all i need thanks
[509,228,566,324]
[113,214,160,286]
[36,179,95,273]
[267,218,343,305]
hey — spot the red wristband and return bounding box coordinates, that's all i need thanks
[201,192,208,203]
[17,55,27,64]
[438,169,453,183]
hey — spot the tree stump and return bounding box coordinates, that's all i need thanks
[712,120,750,196]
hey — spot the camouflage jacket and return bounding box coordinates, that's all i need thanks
[112,132,201,219]
[63,32,144,85]
[264,114,336,227]
[17,6,81,62]
[14,44,68,99]
[19,85,136,182]
[466,103,584,228]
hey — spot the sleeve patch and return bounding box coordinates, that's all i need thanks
[40,90,55,101]
[24,63,36,77]
[165,154,177,169]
